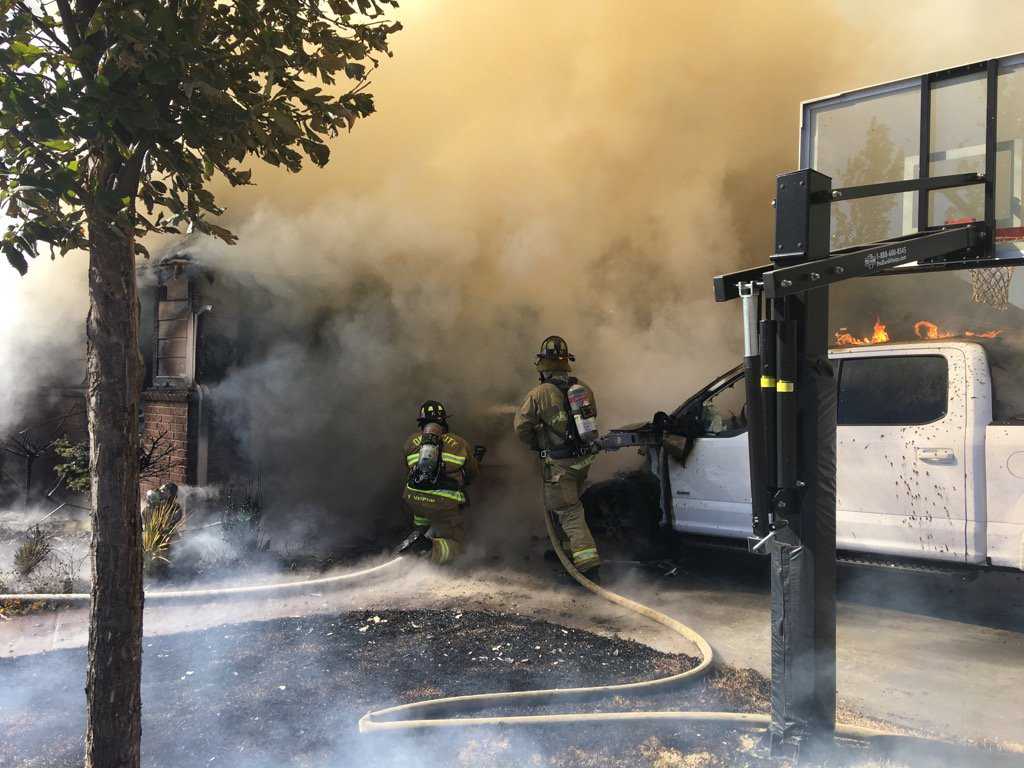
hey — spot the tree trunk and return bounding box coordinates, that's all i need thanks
[24,452,32,508]
[84,197,145,768]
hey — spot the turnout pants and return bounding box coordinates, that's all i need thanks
[404,494,465,565]
[542,459,600,573]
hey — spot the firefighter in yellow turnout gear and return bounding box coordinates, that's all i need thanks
[514,336,602,582]
[402,400,479,565]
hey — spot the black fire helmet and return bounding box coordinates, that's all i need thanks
[417,400,449,429]
[535,335,575,373]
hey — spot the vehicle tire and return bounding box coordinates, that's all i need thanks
[582,471,666,561]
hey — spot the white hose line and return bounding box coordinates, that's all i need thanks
[0,556,405,603]
[359,515,899,744]
[360,709,893,741]
[358,514,714,733]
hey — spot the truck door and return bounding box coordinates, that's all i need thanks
[835,349,968,562]
[670,372,752,539]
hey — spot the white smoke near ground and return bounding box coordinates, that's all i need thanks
[0,249,88,436]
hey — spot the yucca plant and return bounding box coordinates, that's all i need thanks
[222,478,270,555]
[14,526,52,578]
[142,500,185,577]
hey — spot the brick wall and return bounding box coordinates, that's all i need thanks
[141,388,194,494]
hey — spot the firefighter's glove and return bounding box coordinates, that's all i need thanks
[473,445,487,463]
[395,525,432,557]
[407,535,433,558]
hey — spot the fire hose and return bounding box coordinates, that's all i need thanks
[0,557,404,603]
[358,513,894,744]
[0,521,922,748]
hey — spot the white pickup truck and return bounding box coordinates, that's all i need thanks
[609,340,1024,571]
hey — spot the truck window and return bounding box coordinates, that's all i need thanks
[837,355,948,426]
[700,376,748,436]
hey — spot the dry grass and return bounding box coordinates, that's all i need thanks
[707,667,770,712]
[836,703,908,736]
[400,685,443,702]
[14,527,52,577]
[456,735,512,766]
[639,737,722,768]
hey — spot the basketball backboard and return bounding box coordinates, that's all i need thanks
[799,53,1024,261]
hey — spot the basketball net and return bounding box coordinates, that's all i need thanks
[970,265,1015,310]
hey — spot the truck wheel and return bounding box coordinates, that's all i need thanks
[582,471,666,561]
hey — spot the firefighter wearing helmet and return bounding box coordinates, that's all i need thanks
[399,400,480,565]
[514,337,602,582]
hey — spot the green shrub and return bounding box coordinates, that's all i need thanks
[52,438,90,493]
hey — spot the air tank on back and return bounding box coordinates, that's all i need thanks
[410,421,444,487]
[567,383,599,444]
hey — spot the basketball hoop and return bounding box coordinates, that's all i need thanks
[970,265,1015,310]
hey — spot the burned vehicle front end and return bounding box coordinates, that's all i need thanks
[583,365,747,555]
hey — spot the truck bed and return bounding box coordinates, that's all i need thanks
[985,422,1024,569]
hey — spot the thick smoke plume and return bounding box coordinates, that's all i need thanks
[192,1,1024,549]
[190,0,871,548]
[0,253,87,436]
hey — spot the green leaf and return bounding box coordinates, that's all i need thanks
[306,141,329,166]
[10,41,46,66]
[1,0,401,274]
[42,139,75,152]
[4,244,29,275]
[27,118,62,140]
[270,110,302,138]
[84,9,107,37]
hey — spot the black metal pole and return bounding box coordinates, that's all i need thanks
[985,59,998,236]
[775,308,798,492]
[740,283,769,539]
[798,282,838,743]
[918,73,932,232]
[766,169,837,760]
[760,313,778,505]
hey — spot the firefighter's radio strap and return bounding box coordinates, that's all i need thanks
[538,377,588,461]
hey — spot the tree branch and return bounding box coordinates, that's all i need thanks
[16,1,72,53]
[74,0,104,26]
[54,0,81,49]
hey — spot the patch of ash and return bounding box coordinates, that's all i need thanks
[1,609,1015,768]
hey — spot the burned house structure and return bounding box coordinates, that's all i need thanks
[139,250,237,496]
[3,236,450,551]
[138,246,429,547]
[0,249,249,509]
